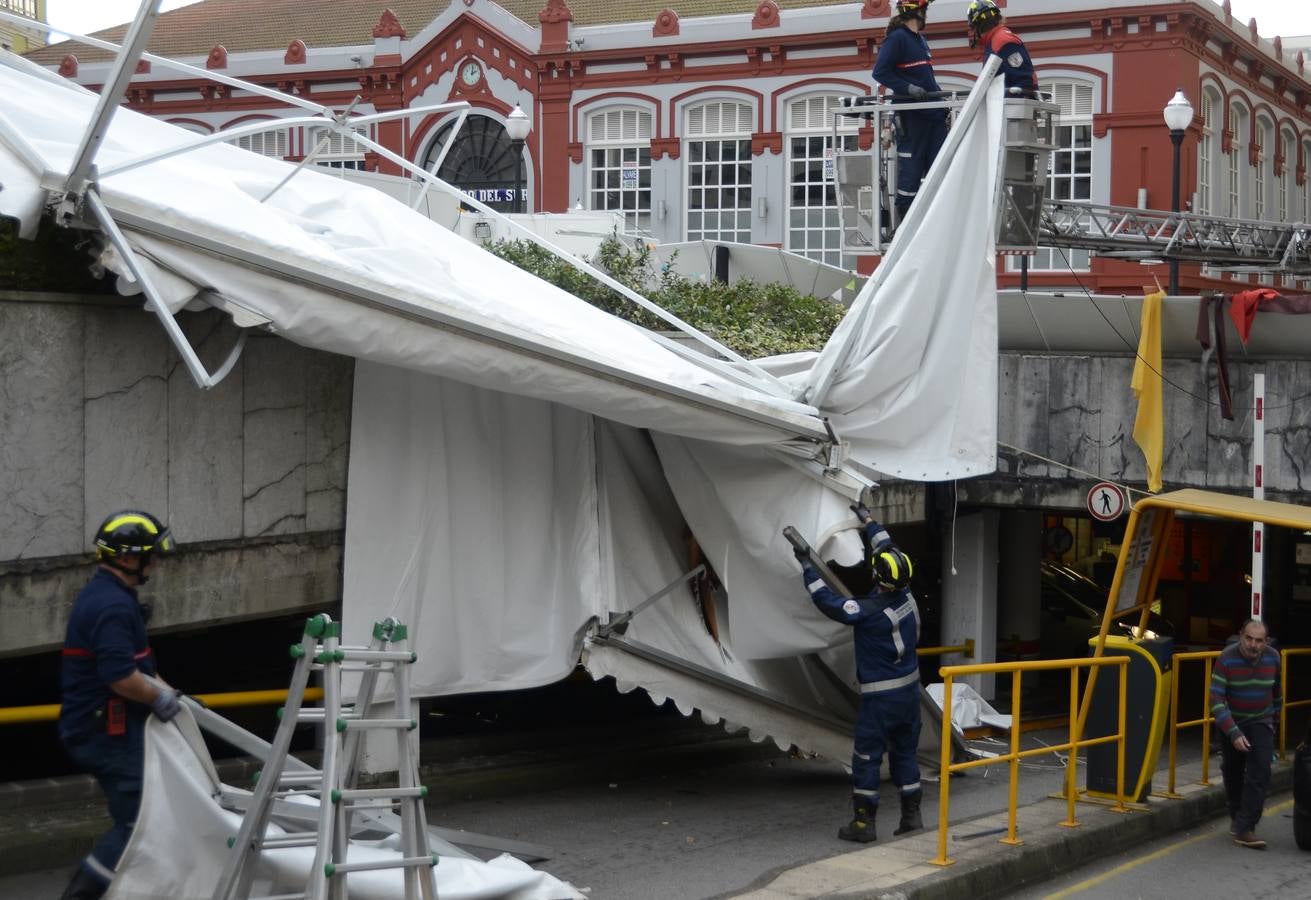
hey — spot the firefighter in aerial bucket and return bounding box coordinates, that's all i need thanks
[967,0,1038,96]
[793,505,923,842]
[872,0,948,224]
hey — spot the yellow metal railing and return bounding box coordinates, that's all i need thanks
[1281,647,1311,758]
[931,656,1129,867]
[917,638,975,660]
[0,687,325,725]
[1163,650,1219,796]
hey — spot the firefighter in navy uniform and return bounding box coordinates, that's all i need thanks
[795,505,923,842]
[57,510,182,900]
[967,0,1037,95]
[872,0,949,224]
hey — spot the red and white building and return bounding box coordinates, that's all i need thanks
[28,0,1311,292]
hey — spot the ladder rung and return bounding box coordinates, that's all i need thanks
[250,893,307,900]
[333,786,427,803]
[275,772,322,786]
[326,855,437,877]
[338,717,416,731]
[259,834,321,850]
[338,648,416,663]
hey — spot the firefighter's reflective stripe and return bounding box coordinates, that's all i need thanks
[860,669,920,693]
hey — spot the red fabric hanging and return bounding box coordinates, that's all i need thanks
[1227,288,1281,344]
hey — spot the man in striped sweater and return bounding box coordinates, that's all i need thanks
[1210,618,1281,849]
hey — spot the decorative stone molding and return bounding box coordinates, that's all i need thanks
[653,8,679,38]
[752,0,780,30]
[1249,141,1261,167]
[373,9,407,39]
[1222,0,1231,25]
[650,137,680,160]
[1299,51,1305,77]
[539,0,572,24]
[135,60,151,74]
[1221,128,1232,154]
[567,141,583,163]
[1274,151,1285,178]
[285,39,307,65]
[1273,36,1282,62]
[860,0,888,18]
[207,45,228,70]
[1247,18,1257,43]
[58,54,77,78]
[751,131,782,156]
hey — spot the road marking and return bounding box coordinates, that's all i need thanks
[1043,799,1296,899]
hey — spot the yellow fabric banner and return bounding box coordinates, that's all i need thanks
[1131,290,1165,493]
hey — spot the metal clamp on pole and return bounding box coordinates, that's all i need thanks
[599,564,707,637]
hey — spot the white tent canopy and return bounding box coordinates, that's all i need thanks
[0,45,1002,750]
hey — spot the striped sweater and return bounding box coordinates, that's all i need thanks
[1209,643,1281,740]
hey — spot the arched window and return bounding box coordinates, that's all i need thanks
[307,125,368,170]
[1255,115,1274,221]
[1280,126,1296,223]
[229,123,288,159]
[1026,79,1094,272]
[1228,103,1247,218]
[1197,89,1220,216]
[169,120,212,136]
[586,107,652,232]
[784,93,859,267]
[684,100,753,243]
[420,114,527,213]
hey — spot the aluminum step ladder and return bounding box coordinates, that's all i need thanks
[212,614,437,900]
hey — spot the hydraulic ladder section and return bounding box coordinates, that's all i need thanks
[830,88,1311,274]
[212,615,436,900]
[1036,202,1311,273]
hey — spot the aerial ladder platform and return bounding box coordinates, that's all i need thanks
[832,92,1311,275]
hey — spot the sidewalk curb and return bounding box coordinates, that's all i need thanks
[900,763,1291,900]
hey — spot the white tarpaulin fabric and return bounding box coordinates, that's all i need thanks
[802,77,1005,481]
[107,709,582,899]
[0,51,1004,752]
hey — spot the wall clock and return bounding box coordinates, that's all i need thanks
[459,60,482,87]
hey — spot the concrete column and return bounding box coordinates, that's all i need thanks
[998,509,1042,665]
[941,509,998,699]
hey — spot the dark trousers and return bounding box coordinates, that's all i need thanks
[852,687,922,800]
[63,731,144,884]
[1221,720,1274,833]
[894,110,949,218]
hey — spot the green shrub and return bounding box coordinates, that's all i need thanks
[487,236,845,359]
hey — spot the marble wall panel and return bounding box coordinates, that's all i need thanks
[305,351,353,533]
[1159,358,1211,488]
[0,305,85,558]
[1046,355,1103,482]
[1095,356,1136,485]
[997,355,1052,479]
[1263,361,1311,495]
[82,307,170,549]
[242,335,307,537]
[168,310,244,543]
[1206,363,1256,490]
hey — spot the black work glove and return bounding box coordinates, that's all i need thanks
[850,502,873,524]
[793,546,810,564]
[906,84,928,99]
[151,688,182,723]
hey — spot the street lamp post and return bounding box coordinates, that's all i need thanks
[505,105,530,214]
[1162,88,1194,296]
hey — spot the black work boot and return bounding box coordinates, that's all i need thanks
[894,788,923,836]
[58,864,108,900]
[838,795,877,843]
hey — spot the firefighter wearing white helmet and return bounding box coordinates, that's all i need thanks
[793,503,923,843]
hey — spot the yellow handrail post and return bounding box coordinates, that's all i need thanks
[1166,651,1180,795]
[1061,665,1078,827]
[932,673,955,867]
[1200,657,1213,786]
[1113,660,1128,812]
[1001,669,1023,846]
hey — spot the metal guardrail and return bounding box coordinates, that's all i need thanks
[1162,645,1309,797]
[0,687,325,725]
[930,656,1130,867]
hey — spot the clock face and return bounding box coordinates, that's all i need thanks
[460,60,481,86]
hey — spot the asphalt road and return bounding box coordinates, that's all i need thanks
[1009,791,1309,899]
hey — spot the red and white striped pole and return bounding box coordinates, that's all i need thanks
[1251,373,1265,621]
